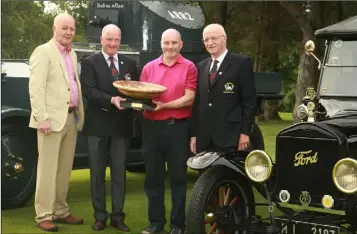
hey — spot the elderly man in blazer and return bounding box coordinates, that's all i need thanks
[28,13,84,232]
[80,24,138,232]
[190,23,257,154]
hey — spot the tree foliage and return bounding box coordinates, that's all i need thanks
[1,0,90,59]
[2,1,53,59]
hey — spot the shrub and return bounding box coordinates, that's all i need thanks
[280,88,296,112]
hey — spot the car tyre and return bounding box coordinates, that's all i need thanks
[186,166,254,234]
[1,123,37,209]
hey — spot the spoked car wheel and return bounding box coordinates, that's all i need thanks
[1,123,37,209]
[186,167,254,234]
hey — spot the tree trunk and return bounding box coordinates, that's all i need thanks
[198,2,209,24]
[280,2,318,123]
[219,2,228,27]
[293,37,316,120]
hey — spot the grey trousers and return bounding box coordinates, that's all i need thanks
[87,135,129,222]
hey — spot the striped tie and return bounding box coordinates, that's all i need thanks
[209,60,219,81]
[208,60,219,87]
[109,56,119,80]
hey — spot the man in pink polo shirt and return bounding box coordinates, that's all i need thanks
[140,28,197,234]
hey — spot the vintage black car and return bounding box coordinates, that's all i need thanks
[1,1,283,211]
[186,16,357,234]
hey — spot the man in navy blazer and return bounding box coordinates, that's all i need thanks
[190,23,257,154]
[80,24,138,232]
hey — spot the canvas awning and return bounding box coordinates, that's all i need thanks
[315,15,357,39]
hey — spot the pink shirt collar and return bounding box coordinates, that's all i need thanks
[158,54,184,65]
[55,40,72,53]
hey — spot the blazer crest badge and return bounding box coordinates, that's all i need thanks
[124,73,131,80]
[223,82,235,94]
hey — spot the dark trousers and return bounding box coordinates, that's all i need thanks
[202,137,235,152]
[143,118,190,230]
[87,135,130,222]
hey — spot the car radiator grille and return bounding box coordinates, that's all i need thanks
[275,136,343,204]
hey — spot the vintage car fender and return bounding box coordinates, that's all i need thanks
[187,151,247,177]
[1,105,31,120]
[211,157,247,177]
[187,151,221,170]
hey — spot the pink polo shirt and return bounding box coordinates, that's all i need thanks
[55,42,79,108]
[140,54,197,120]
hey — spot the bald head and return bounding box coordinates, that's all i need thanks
[161,28,181,41]
[100,24,122,56]
[53,13,75,46]
[202,23,227,59]
[53,13,75,27]
[102,24,121,37]
[203,23,226,37]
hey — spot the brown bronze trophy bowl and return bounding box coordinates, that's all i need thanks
[113,80,167,110]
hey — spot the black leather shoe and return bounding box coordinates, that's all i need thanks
[142,225,164,234]
[92,220,106,231]
[170,228,185,234]
[110,220,130,232]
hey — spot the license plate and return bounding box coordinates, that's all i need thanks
[275,218,340,234]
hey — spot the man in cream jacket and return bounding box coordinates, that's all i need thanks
[29,13,84,232]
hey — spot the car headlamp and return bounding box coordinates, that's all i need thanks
[296,104,308,120]
[244,150,273,183]
[332,158,357,194]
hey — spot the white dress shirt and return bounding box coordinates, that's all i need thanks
[101,50,120,104]
[209,49,228,71]
[101,50,119,71]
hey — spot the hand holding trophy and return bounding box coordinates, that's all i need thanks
[111,96,127,110]
[113,80,167,110]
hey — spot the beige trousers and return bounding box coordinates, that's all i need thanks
[34,113,77,223]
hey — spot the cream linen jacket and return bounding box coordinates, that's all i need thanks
[28,39,84,131]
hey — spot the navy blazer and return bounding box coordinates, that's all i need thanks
[80,52,138,137]
[191,51,258,152]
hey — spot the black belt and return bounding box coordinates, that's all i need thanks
[146,118,189,124]
[68,107,77,113]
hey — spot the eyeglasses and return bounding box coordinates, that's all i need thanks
[202,35,226,43]
[104,37,121,43]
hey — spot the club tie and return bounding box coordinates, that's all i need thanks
[209,60,219,81]
[109,56,119,80]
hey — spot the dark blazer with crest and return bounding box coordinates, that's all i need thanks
[80,52,138,137]
[191,51,258,152]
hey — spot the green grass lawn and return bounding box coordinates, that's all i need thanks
[2,114,292,233]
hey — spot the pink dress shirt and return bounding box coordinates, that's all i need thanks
[55,42,79,108]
